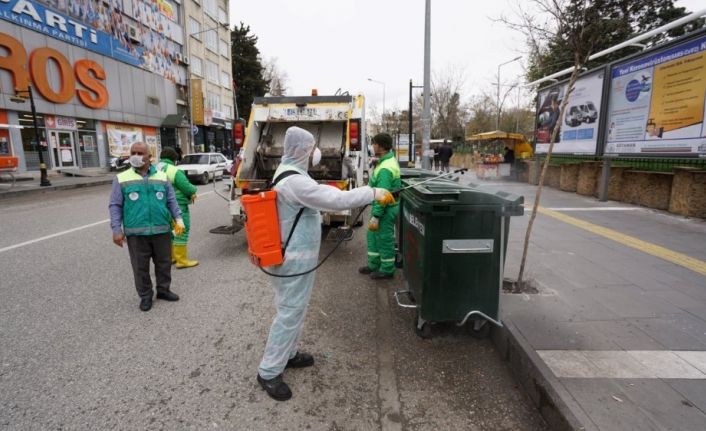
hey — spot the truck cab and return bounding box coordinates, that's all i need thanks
[229,93,367,231]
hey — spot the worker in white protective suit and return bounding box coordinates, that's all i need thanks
[257,126,395,401]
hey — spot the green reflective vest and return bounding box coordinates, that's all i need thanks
[117,166,171,236]
[371,152,401,189]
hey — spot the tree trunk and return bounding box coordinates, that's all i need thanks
[516,65,583,286]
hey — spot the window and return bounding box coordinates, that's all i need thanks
[207,92,220,110]
[221,71,230,88]
[218,7,228,25]
[205,29,218,53]
[204,0,217,18]
[223,104,232,118]
[191,55,203,76]
[219,39,229,58]
[188,17,201,39]
[206,60,219,84]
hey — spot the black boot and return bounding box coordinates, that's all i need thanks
[257,374,292,401]
[358,266,375,275]
[156,290,179,301]
[139,297,152,311]
[286,352,314,369]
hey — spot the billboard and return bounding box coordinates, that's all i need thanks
[535,70,605,154]
[604,33,706,155]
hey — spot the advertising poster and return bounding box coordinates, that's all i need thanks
[535,70,605,154]
[107,124,143,157]
[605,34,706,154]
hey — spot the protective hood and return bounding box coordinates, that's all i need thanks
[281,126,316,171]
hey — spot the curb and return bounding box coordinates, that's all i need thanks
[492,317,596,431]
[0,178,114,200]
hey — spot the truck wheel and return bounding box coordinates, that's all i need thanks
[201,172,209,185]
[467,320,491,339]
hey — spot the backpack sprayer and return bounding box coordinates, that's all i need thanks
[241,168,467,278]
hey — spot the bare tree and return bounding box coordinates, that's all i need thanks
[500,0,608,288]
[262,56,289,96]
[430,66,469,140]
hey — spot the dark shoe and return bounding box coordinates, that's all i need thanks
[286,352,314,369]
[358,266,375,275]
[257,374,292,401]
[139,298,152,312]
[370,271,394,280]
[156,290,179,301]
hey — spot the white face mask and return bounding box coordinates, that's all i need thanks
[129,154,145,168]
[311,147,322,167]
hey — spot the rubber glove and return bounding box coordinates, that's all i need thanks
[373,188,395,205]
[368,216,379,231]
[190,194,197,204]
[173,218,185,237]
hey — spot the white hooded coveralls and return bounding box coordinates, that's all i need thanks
[258,126,375,379]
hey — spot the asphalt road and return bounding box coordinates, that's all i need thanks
[0,181,545,430]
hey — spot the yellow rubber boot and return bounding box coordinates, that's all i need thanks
[174,244,199,269]
[171,243,177,264]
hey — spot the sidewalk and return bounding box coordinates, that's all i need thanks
[457,173,706,430]
[0,170,116,200]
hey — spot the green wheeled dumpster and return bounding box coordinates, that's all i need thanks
[394,178,524,338]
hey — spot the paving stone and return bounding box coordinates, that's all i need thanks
[589,284,683,319]
[561,378,661,431]
[628,313,706,350]
[668,380,706,413]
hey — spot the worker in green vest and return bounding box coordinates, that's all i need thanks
[109,142,184,312]
[359,133,401,279]
[157,147,199,268]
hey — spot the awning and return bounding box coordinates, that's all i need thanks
[209,117,226,127]
[162,114,189,128]
[466,130,527,141]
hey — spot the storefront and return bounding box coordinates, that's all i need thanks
[193,109,233,154]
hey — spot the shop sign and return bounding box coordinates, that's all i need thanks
[0,32,108,109]
[45,115,77,130]
[204,108,213,127]
[191,79,204,125]
[0,0,185,84]
[212,110,225,120]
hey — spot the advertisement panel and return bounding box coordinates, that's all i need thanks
[605,34,706,155]
[396,134,414,164]
[535,70,605,154]
[0,0,185,84]
[191,79,205,125]
[106,124,144,157]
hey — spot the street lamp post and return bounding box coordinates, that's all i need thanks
[11,86,51,186]
[367,78,385,131]
[186,25,222,153]
[496,56,522,130]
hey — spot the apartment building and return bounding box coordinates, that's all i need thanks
[184,0,234,154]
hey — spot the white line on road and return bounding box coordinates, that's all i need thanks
[0,219,109,254]
[0,191,215,254]
[538,350,706,379]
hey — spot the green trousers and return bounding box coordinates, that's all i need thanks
[366,205,399,274]
[172,204,191,246]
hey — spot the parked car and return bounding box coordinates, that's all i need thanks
[177,153,228,184]
[223,157,234,176]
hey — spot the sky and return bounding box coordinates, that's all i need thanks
[232,0,705,117]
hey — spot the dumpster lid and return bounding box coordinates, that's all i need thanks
[401,178,525,215]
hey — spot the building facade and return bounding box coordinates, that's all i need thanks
[0,0,233,174]
[183,0,233,155]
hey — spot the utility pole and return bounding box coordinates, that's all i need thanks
[409,79,423,165]
[422,0,432,170]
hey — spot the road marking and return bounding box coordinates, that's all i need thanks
[0,191,213,254]
[538,350,706,379]
[537,206,706,277]
[0,219,109,254]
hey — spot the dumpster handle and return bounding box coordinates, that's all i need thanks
[444,245,491,253]
[393,290,417,309]
[456,311,502,328]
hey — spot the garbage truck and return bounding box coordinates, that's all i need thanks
[226,92,368,232]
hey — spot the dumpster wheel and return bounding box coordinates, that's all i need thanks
[415,313,433,339]
[467,319,491,339]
